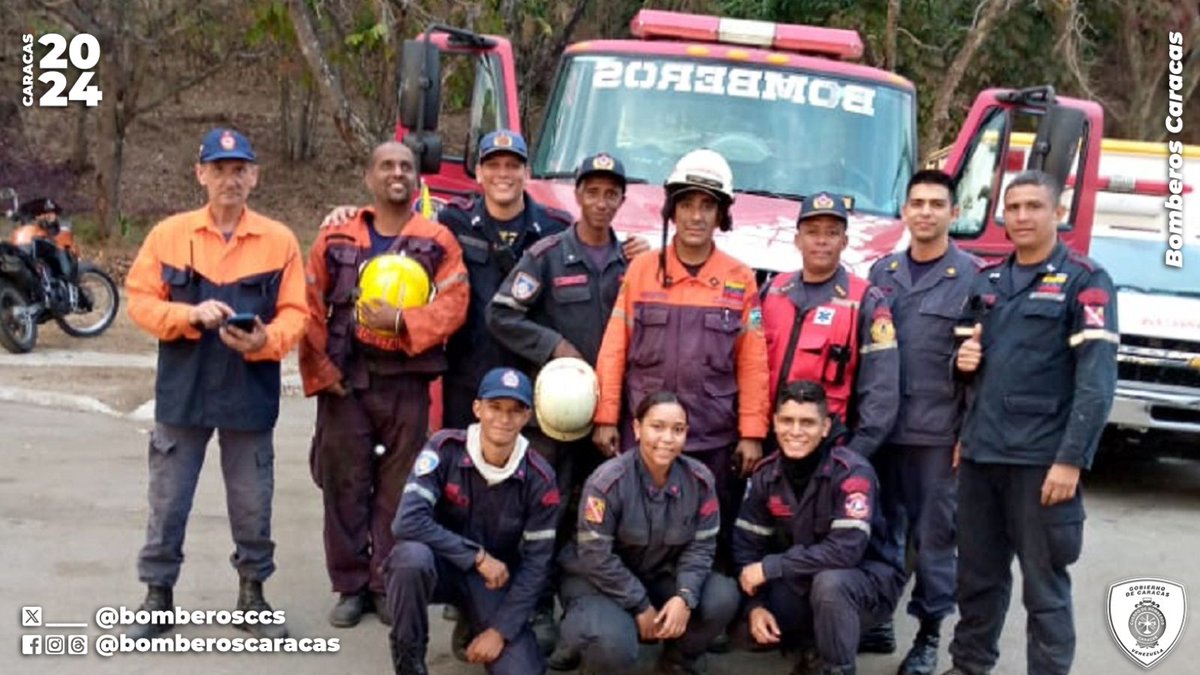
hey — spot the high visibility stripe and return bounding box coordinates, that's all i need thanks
[860,342,898,354]
[1068,329,1119,347]
[954,326,976,337]
[523,529,557,542]
[831,518,870,535]
[695,526,720,540]
[436,272,468,291]
[404,483,437,504]
[492,295,527,311]
[735,518,774,537]
[576,530,613,543]
[831,297,860,308]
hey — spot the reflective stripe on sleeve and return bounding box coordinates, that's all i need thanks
[831,518,871,535]
[403,483,437,504]
[1068,329,1119,347]
[735,518,774,537]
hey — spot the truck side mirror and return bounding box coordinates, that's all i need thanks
[1026,105,1086,198]
[399,39,441,132]
[403,131,443,174]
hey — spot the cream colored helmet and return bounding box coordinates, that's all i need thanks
[664,148,735,204]
[534,357,599,442]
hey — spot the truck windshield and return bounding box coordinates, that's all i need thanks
[532,54,916,214]
[1091,236,1200,297]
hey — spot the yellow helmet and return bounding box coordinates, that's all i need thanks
[356,254,431,334]
[535,357,599,441]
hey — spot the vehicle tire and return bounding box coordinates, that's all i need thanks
[0,279,37,353]
[55,263,119,337]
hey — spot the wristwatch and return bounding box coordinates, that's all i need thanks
[676,588,698,610]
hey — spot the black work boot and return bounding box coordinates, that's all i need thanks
[858,618,896,653]
[898,620,941,675]
[656,643,707,674]
[390,640,429,675]
[127,584,173,639]
[371,592,393,626]
[547,641,582,671]
[329,592,367,628]
[449,611,470,662]
[789,646,822,675]
[235,578,288,638]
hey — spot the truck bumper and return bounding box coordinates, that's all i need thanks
[1107,382,1200,435]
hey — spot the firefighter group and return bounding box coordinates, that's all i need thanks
[122,126,1118,675]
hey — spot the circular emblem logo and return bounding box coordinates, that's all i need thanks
[1129,599,1167,646]
[494,132,513,148]
[501,369,520,388]
[219,131,237,150]
[812,193,835,210]
[592,154,615,170]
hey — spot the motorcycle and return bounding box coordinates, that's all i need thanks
[0,188,120,353]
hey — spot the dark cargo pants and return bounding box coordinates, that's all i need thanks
[950,460,1085,675]
[311,373,429,595]
[137,423,275,586]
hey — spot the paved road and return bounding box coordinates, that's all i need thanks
[2,399,1197,674]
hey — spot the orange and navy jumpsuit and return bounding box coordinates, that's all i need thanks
[594,239,770,553]
[299,208,468,595]
[125,205,307,587]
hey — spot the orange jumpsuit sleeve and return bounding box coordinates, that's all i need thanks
[735,272,770,440]
[593,264,636,426]
[298,232,343,396]
[125,222,202,341]
[401,225,469,354]
[245,231,308,363]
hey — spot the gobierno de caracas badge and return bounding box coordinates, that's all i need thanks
[1107,578,1187,669]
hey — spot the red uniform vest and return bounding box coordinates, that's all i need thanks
[762,272,869,417]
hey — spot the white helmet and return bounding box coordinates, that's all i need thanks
[665,148,735,203]
[534,357,599,442]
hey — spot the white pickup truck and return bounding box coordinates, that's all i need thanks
[1081,139,1200,452]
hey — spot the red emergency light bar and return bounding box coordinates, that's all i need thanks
[630,9,864,61]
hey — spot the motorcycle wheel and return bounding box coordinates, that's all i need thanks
[55,263,119,337]
[0,279,37,353]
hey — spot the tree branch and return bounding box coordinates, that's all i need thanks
[31,0,104,37]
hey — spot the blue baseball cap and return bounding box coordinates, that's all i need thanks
[199,128,257,163]
[477,367,533,407]
[575,152,627,189]
[478,130,528,163]
[797,191,851,226]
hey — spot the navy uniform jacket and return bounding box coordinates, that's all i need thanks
[956,241,1118,469]
[487,223,628,367]
[868,242,981,447]
[732,429,904,609]
[559,450,721,613]
[438,194,572,388]
[393,429,561,640]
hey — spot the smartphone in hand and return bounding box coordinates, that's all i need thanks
[225,312,258,332]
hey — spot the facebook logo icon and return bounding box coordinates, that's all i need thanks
[22,634,42,655]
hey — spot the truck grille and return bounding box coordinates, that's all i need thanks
[1117,335,1200,389]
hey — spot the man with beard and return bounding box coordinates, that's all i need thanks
[300,140,469,628]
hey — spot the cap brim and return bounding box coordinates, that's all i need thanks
[575,169,626,187]
[797,209,847,223]
[479,391,532,407]
[479,148,527,162]
[200,151,256,163]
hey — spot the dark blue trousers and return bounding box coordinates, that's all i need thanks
[385,541,544,675]
[950,460,1084,675]
[876,443,958,621]
[755,565,899,668]
[559,571,739,671]
[137,423,275,586]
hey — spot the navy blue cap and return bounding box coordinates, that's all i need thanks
[198,128,256,163]
[478,130,528,163]
[797,191,851,225]
[477,367,533,407]
[575,153,627,189]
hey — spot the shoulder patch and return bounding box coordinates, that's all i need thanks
[584,495,607,523]
[840,475,872,494]
[511,271,541,301]
[413,449,440,476]
[528,233,562,258]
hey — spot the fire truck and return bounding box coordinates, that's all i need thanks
[395,9,1105,276]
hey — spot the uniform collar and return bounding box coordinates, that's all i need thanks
[634,451,684,499]
[562,223,623,271]
[893,241,968,292]
[664,235,724,286]
[996,240,1069,292]
[194,206,264,238]
[788,265,850,310]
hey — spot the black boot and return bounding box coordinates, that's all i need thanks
[858,618,896,653]
[127,585,173,639]
[390,640,429,675]
[547,641,582,671]
[655,643,707,674]
[371,592,393,626]
[789,646,822,675]
[235,578,288,639]
[329,592,367,628]
[898,620,941,675]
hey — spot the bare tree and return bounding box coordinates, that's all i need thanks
[885,0,901,71]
